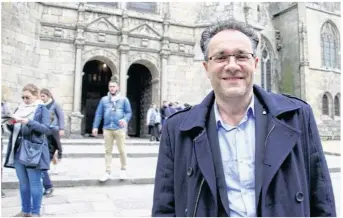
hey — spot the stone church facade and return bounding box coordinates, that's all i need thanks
[1,2,340,139]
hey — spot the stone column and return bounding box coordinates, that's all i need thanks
[119,10,129,97]
[160,15,170,104]
[160,53,169,103]
[73,44,82,112]
[69,4,85,138]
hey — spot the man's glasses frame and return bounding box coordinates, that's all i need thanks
[208,53,255,63]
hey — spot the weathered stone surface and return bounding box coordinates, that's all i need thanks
[1,2,340,138]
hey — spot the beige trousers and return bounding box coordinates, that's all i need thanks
[103,128,127,173]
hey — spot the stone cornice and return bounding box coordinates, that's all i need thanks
[170,52,195,58]
[169,39,195,46]
[84,7,122,16]
[39,2,79,10]
[169,22,194,28]
[39,36,74,44]
[130,47,160,53]
[85,28,121,36]
[309,67,341,74]
[127,13,164,23]
[273,3,298,18]
[128,34,161,41]
[306,6,341,17]
[193,22,263,31]
[41,21,76,30]
[85,42,119,49]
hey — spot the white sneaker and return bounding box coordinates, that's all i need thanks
[119,170,128,180]
[99,172,113,182]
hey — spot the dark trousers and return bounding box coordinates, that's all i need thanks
[148,124,160,139]
[42,170,52,190]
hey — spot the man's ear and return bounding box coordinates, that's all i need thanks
[203,61,210,78]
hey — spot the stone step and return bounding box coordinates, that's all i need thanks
[2,145,159,158]
[2,157,157,189]
[2,138,159,146]
[2,155,340,189]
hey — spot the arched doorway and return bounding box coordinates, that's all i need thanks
[126,63,152,137]
[81,60,113,135]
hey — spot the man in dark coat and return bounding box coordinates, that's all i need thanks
[152,20,336,217]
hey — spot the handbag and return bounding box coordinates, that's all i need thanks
[18,127,44,167]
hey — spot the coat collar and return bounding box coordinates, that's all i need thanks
[179,85,301,131]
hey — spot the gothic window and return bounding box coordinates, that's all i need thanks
[260,37,273,92]
[334,94,340,116]
[86,2,118,7]
[127,2,157,13]
[321,21,340,69]
[322,94,329,115]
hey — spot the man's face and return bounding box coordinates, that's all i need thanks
[203,30,259,99]
[109,82,118,95]
[163,101,168,107]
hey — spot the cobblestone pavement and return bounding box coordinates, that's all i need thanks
[2,185,154,217]
[1,172,341,217]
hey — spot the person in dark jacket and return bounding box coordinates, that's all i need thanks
[40,88,64,197]
[152,20,336,217]
[160,101,169,128]
[4,84,50,217]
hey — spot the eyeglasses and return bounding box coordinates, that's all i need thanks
[22,96,30,100]
[209,53,255,63]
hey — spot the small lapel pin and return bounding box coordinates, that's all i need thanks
[262,111,267,115]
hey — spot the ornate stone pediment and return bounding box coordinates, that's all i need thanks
[86,16,120,33]
[128,23,161,40]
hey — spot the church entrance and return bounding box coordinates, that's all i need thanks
[126,63,152,137]
[81,60,112,135]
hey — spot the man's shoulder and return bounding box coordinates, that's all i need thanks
[167,106,192,121]
[100,95,110,102]
[279,93,309,106]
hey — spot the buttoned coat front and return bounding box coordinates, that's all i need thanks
[152,85,336,217]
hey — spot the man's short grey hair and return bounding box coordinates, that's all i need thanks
[200,19,259,61]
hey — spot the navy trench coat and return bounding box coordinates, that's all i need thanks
[152,85,336,217]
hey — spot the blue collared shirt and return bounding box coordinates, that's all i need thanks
[214,97,256,217]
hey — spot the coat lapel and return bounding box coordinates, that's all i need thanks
[193,129,218,205]
[207,107,230,216]
[263,118,301,188]
[254,95,268,208]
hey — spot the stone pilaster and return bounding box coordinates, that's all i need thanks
[243,3,253,24]
[297,3,309,101]
[160,14,170,104]
[69,3,85,138]
[119,9,129,97]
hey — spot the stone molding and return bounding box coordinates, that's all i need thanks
[128,34,160,41]
[130,47,159,54]
[84,42,118,49]
[170,52,195,58]
[85,29,121,36]
[41,21,76,30]
[39,36,74,44]
[273,3,298,18]
[306,6,341,17]
[309,67,341,74]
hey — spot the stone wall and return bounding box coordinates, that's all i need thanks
[1,2,44,108]
[1,2,340,139]
[271,4,301,97]
[304,6,341,139]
